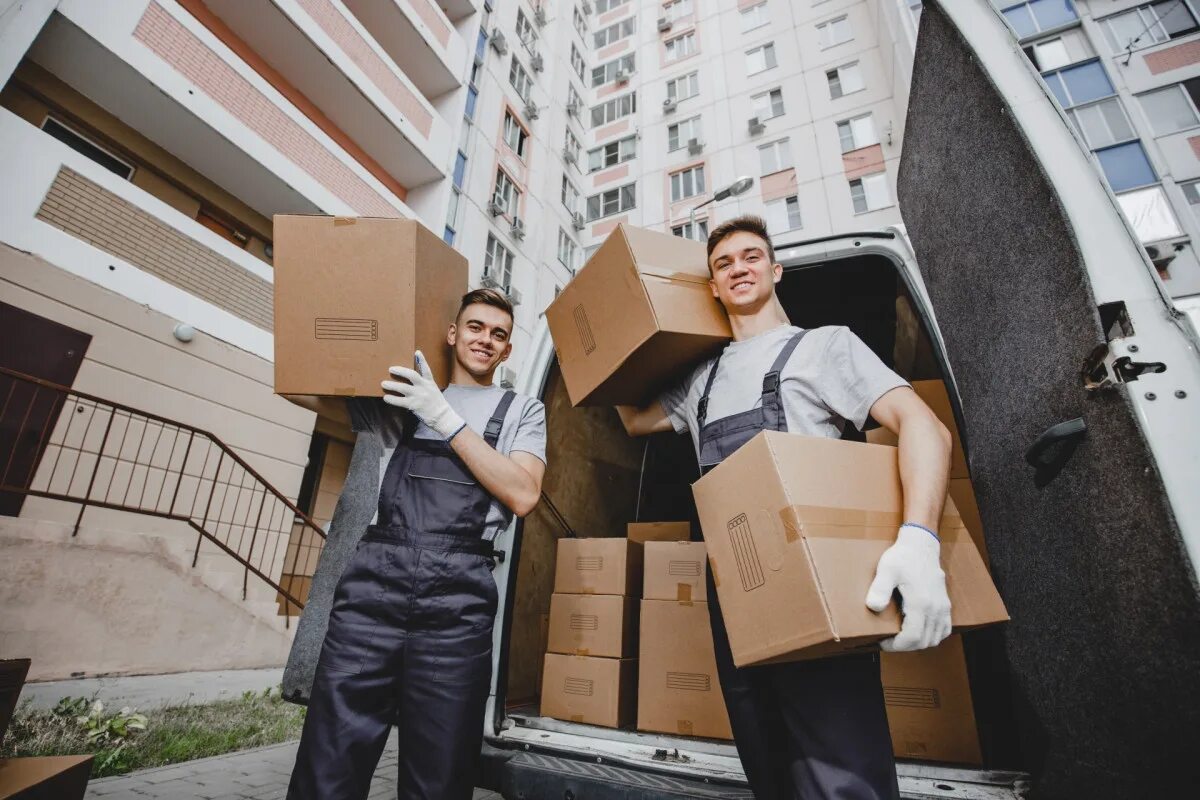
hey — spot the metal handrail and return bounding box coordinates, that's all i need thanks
[0,366,326,621]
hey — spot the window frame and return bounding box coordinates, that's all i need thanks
[502,110,529,158]
[1099,1,1198,54]
[817,14,853,48]
[837,112,878,153]
[850,171,892,214]
[669,164,707,202]
[40,116,136,180]
[826,61,864,99]
[586,182,637,221]
[741,1,770,33]
[667,115,703,152]
[667,71,700,102]
[664,31,697,63]
[493,168,520,216]
[593,53,636,88]
[764,193,802,232]
[509,57,533,101]
[758,137,792,175]
[593,16,636,49]
[590,92,638,128]
[484,233,515,288]
[751,87,785,120]
[1138,79,1200,136]
[746,42,778,75]
[587,134,638,172]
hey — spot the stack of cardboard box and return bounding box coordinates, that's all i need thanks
[638,536,733,740]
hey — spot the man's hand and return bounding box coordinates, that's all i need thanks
[865,525,952,652]
[381,351,464,439]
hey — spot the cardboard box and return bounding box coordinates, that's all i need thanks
[554,538,642,596]
[545,224,731,407]
[865,380,967,479]
[692,432,1008,667]
[0,755,93,800]
[638,600,733,739]
[948,478,989,566]
[273,215,467,397]
[644,541,707,602]
[547,594,639,658]
[627,521,692,544]
[881,634,982,764]
[541,653,637,728]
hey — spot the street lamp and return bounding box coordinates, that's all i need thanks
[687,176,755,240]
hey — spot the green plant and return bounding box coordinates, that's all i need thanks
[76,701,148,745]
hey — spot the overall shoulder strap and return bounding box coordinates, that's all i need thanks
[483,390,518,447]
[696,353,724,431]
[761,329,810,431]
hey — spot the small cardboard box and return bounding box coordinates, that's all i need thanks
[554,538,642,596]
[541,653,637,729]
[638,600,733,740]
[644,541,707,602]
[627,521,692,544]
[881,634,982,764]
[867,380,968,479]
[692,432,1008,667]
[547,594,639,658]
[545,224,731,407]
[273,215,467,397]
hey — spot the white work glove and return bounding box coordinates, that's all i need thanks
[865,524,952,652]
[381,351,465,440]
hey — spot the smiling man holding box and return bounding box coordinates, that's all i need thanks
[617,216,954,800]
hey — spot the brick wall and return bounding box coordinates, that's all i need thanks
[1144,40,1200,75]
[36,167,274,331]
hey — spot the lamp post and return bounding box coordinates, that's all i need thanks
[687,176,755,240]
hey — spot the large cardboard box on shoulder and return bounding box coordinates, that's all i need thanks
[554,538,643,596]
[273,215,467,398]
[541,653,637,729]
[692,432,1008,667]
[547,593,639,658]
[638,599,733,740]
[545,224,730,407]
[881,634,983,764]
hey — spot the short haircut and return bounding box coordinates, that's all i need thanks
[706,214,776,271]
[457,287,514,325]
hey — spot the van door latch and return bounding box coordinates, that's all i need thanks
[1082,343,1165,390]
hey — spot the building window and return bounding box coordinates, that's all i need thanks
[493,169,520,216]
[668,116,702,151]
[1069,98,1135,149]
[568,84,584,115]
[586,183,637,220]
[565,128,582,163]
[516,9,537,46]
[670,165,706,202]
[594,0,630,13]
[1116,184,1182,243]
[746,42,777,74]
[1043,59,1114,109]
[591,92,638,127]
[452,150,467,188]
[588,134,638,171]
[593,53,636,87]
[672,219,709,240]
[1139,79,1200,136]
[663,0,694,22]
[558,228,579,271]
[665,31,697,62]
[1101,1,1197,53]
[1024,37,1072,71]
[465,85,479,119]
[444,188,461,245]
[827,61,864,99]
[502,111,529,157]
[837,113,878,152]
[817,15,853,48]
[40,117,135,180]
[594,17,636,48]
[758,138,792,174]
[764,194,802,232]
[1181,179,1200,224]
[571,45,586,81]
[484,233,514,288]
[1002,1,1079,41]
[509,57,533,101]
[574,5,588,37]
[667,71,700,102]
[1095,141,1158,192]
[741,2,770,32]
[752,87,785,120]
[562,175,581,213]
[850,173,891,213]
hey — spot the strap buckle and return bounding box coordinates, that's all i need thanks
[762,372,781,394]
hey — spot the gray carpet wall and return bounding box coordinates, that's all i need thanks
[282,419,382,706]
[898,4,1200,798]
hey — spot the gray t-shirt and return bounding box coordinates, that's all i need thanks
[351,385,547,542]
[659,325,908,457]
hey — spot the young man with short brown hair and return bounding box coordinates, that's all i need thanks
[289,288,546,800]
[619,216,953,799]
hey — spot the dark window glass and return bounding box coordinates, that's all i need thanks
[41,119,133,179]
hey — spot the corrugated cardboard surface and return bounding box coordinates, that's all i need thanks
[541,653,637,729]
[692,432,1008,667]
[554,538,642,596]
[947,478,988,566]
[627,521,691,544]
[547,593,639,658]
[644,541,707,602]
[637,600,733,740]
[866,380,967,479]
[881,634,982,764]
[273,215,466,396]
[545,224,729,406]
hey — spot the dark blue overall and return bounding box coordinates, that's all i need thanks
[696,331,899,800]
[288,392,515,800]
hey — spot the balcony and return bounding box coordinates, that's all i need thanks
[435,0,480,24]
[343,0,465,101]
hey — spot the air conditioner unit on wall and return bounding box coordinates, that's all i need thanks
[572,211,586,231]
[748,116,765,135]
[510,216,526,240]
[663,97,677,113]
[615,68,631,84]
[687,137,703,155]
[524,102,541,120]
[490,29,508,55]
[563,147,578,164]
[531,53,545,72]
[508,287,523,306]
[657,17,671,32]
[488,197,506,216]
[481,273,501,288]
[534,7,547,27]
[566,99,580,116]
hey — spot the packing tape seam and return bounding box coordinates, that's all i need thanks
[777,505,965,541]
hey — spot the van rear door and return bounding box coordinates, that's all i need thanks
[898,3,1200,797]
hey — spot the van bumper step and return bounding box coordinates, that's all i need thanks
[498,750,754,799]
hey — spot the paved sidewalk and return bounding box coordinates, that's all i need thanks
[85,735,502,799]
[22,668,285,711]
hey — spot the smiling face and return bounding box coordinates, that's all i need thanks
[448,302,513,378]
[707,229,783,313]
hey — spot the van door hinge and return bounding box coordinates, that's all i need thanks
[1082,343,1166,391]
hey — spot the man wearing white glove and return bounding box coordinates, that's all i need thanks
[289,289,546,800]
[616,216,952,800]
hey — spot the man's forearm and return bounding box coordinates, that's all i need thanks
[449,427,542,517]
[896,412,952,531]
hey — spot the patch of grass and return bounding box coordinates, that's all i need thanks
[0,687,306,778]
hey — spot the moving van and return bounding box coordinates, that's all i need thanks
[321,3,1200,797]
